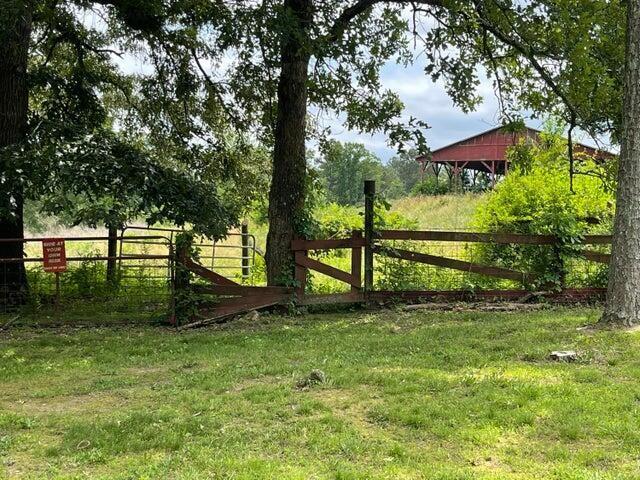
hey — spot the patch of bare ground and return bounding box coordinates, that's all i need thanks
[306,388,382,437]
[226,375,286,393]
[6,390,126,415]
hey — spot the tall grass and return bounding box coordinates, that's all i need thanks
[391,193,486,230]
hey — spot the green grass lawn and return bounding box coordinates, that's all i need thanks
[2,307,640,479]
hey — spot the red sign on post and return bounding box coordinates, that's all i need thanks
[42,239,67,273]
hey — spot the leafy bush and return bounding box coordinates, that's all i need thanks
[472,130,614,288]
[411,177,450,196]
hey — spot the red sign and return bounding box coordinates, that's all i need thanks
[42,239,67,273]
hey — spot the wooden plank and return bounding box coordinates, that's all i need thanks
[192,285,294,296]
[379,230,557,245]
[291,237,366,251]
[369,288,607,301]
[369,290,527,301]
[199,294,290,317]
[582,235,612,244]
[178,294,290,330]
[374,246,533,283]
[298,292,365,306]
[295,252,359,287]
[292,231,612,251]
[369,288,605,302]
[582,250,611,264]
[184,258,239,286]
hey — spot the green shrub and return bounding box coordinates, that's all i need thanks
[411,177,450,196]
[472,130,614,288]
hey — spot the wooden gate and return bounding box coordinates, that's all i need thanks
[174,251,293,329]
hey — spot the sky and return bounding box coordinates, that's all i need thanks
[316,58,613,161]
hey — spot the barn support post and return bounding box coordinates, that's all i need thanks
[490,161,496,188]
[452,161,464,193]
[364,180,375,294]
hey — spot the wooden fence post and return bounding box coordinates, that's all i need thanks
[106,224,118,284]
[364,180,375,293]
[175,241,190,292]
[293,236,307,299]
[173,239,191,326]
[241,221,250,281]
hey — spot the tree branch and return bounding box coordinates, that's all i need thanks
[471,0,579,122]
[327,0,443,44]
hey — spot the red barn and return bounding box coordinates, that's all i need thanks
[416,126,614,188]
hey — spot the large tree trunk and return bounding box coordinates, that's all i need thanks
[600,0,640,326]
[265,0,312,286]
[0,3,32,303]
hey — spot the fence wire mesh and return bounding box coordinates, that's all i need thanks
[0,236,174,326]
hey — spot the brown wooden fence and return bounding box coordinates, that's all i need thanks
[288,180,608,305]
[291,229,610,305]
[175,180,610,326]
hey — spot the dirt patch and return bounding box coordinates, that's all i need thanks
[6,391,125,415]
[226,375,286,393]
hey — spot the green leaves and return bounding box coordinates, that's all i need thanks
[316,140,405,206]
[473,126,614,287]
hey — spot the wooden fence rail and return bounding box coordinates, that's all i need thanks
[290,180,611,305]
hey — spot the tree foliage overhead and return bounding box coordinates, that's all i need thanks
[1,0,270,238]
[174,0,625,147]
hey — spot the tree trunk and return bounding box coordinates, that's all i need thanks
[265,0,312,286]
[601,0,640,326]
[0,3,32,304]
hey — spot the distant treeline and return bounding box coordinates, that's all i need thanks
[314,140,489,205]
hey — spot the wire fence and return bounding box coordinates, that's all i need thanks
[0,227,264,327]
[0,236,174,326]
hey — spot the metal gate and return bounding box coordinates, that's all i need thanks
[119,225,259,284]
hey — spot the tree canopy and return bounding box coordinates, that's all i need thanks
[1,0,269,239]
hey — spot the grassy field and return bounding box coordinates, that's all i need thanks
[2,307,640,479]
[391,193,485,230]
